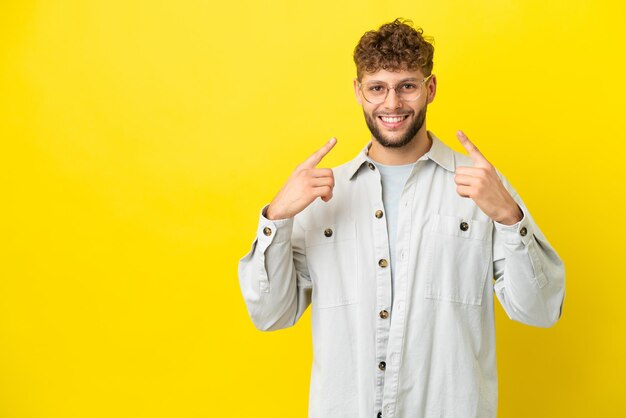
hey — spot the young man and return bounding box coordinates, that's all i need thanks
[238,18,565,418]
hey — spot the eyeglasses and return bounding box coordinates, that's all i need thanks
[358,74,434,104]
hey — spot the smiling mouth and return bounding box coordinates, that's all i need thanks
[378,115,409,123]
[378,114,410,128]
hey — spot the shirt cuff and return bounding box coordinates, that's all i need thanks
[256,204,294,248]
[493,205,533,246]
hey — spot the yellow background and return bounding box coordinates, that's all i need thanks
[1,1,624,417]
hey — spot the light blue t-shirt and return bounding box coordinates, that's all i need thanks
[371,160,417,291]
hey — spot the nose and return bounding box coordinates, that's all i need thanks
[382,87,402,109]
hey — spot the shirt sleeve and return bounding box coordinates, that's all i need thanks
[492,172,566,328]
[237,204,312,331]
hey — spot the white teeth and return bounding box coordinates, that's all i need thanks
[380,116,406,123]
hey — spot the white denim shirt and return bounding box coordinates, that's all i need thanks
[238,132,565,418]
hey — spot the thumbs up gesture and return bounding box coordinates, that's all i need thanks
[265,138,337,220]
[454,131,523,225]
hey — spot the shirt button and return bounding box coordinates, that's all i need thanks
[375,209,384,219]
[368,162,376,170]
[379,310,389,319]
[378,361,386,371]
[324,228,333,237]
[378,259,388,268]
[460,221,469,231]
[520,226,528,236]
[263,227,272,236]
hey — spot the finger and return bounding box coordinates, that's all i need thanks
[453,173,476,186]
[314,186,333,201]
[310,168,334,178]
[456,185,472,198]
[302,137,337,168]
[456,130,489,166]
[310,176,335,188]
[455,166,485,177]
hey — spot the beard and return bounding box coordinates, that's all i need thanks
[363,104,427,148]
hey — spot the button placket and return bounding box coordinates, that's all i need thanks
[380,179,417,415]
[368,169,392,414]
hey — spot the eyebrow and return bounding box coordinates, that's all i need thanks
[364,77,420,84]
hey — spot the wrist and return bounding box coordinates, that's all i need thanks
[495,204,523,226]
[265,204,287,221]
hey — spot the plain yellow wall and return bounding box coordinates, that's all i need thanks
[1,0,624,417]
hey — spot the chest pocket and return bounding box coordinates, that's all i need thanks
[424,213,493,306]
[305,220,357,309]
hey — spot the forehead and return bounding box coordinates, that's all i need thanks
[361,68,425,84]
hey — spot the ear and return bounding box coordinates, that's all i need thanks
[353,78,363,105]
[426,74,437,104]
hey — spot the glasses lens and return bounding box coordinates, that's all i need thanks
[397,82,421,101]
[362,82,423,104]
[362,83,387,104]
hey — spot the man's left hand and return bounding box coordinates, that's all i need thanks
[454,130,523,225]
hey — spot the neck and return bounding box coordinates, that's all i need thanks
[368,128,433,165]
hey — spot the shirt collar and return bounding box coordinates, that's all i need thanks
[347,131,456,180]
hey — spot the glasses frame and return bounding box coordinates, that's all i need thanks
[358,74,434,104]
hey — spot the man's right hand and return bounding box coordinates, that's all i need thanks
[265,138,337,220]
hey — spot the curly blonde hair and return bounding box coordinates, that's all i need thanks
[353,18,434,81]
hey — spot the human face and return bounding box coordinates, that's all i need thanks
[354,69,435,148]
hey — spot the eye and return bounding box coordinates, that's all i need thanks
[368,85,385,93]
[399,83,418,91]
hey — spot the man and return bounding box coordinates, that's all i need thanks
[238,18,565,418]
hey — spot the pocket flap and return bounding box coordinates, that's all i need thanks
[431,213,493,241]
[305,221,357,248]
